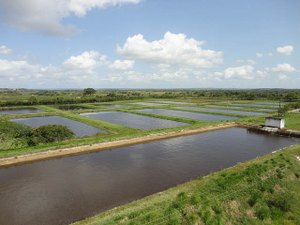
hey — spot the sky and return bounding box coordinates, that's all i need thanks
[0,0,299,89]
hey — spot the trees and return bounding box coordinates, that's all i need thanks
[28,125,75,145]
[83,88,96,96]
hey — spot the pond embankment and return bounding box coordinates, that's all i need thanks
[0,123,235,167]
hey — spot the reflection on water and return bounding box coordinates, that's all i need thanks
[137,108,238,121]
[81,111,187,130]
[175,106,266,116]
[0,127,297,225]
[0,109,42,114]
[11,116,101,137]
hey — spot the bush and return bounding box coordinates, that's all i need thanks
[28,124,74,145]
[248,192,261,207]
[267,193,292,212]
[255,206,270,220]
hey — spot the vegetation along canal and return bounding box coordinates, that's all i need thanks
[0,127,298,225]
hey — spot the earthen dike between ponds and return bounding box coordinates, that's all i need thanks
[1,122,299,167]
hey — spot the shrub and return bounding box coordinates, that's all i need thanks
[248,192,261,207]
[28,124,74,145]
[267,193,292,212]
[255,206,270,220]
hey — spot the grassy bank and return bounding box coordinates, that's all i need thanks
[72,144,300,225]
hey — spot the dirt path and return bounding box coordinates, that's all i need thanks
[0,123,236,167]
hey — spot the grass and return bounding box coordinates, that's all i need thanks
[72,144,300,225]
[1,100,299,158]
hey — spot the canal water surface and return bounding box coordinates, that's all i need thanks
[0,127,297,225]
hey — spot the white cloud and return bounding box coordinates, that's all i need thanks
[272,63,295,73]
[256,53,263,58]
[109,60,135,70]
[0,45,12,54]
[63,51,108,70]
[117,32,223,69]
[236,59,256,65]
[276,45,294,55]
[216,65,255,80]
[0,0,141,36]
[278,74,288,80]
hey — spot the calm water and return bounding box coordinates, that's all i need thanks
[235,104,279,108]
[81,111,187,130]
[0,109,42,114]
[102,104,130,108]
[209,105,275,112]
[137,108,238,121]
[175,106,266,116]
[149,100,195,105]
[11,116,101,137]
[130,102,166,106]
[0,128,297,225]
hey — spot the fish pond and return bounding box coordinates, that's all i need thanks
[137,108,238,121]
[129,102,167,107]
[0,108,42,114]
[81,111,187,130]
[0,127,297,225]
[175,106,266,116]
[10,116,101,137]
[208,105,275,112]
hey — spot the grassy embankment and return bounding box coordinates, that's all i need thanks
[0,100,298,158]
[73,144,300,225]
[0,104,219,158]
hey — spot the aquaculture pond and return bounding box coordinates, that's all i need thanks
[129,102,167,107]
[235,103,279,108]
[149,100,195,105]
[175,106,266,116]
[0,108,42,114]
[0,127,297,225]
[208,105,275,112]
[10,116,101,137]
[102,104,130,108]
[137,108,238,121]
[81,111,187,130]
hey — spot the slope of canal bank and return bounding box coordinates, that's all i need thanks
[72,144,300,225]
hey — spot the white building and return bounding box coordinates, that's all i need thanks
[265,117,285,129]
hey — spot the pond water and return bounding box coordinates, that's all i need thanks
[137,108,238,121]
[149,100,195,105]
[102,104,130,108]
[175,106,266,116]
[130,102,167,106]
[0,109,42,115]
[81,111,187,130]
[235,103,279,108]
[208,105,275,112]
[0,127,297,225]
[56,105,90,110]
[10,116,101,137]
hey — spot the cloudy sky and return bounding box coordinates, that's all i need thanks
[0,0,299,89]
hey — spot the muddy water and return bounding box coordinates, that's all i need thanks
[0,128,297,225]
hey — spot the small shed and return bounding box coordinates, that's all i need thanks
[265,117,285,129]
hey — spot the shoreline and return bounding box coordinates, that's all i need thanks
[0,123,236,167]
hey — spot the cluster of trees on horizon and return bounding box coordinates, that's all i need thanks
[0,88,299,107]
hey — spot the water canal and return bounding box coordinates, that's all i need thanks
[0,127,297,225]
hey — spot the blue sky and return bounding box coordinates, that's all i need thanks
[0,0,299,89]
